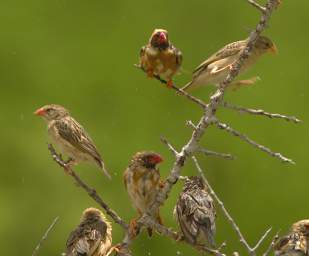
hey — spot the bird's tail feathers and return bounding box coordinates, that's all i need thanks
[95,158,112,180]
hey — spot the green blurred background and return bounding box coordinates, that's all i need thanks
[0,0,307,255]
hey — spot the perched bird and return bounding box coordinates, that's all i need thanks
[123,151,164,236]
[34,104,111,179]
[174,176,216,247]
[65,208,112,256]
[181,36,277,91]
[274,219,309,256]
[139,28,183,88]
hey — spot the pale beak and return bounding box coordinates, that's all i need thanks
[270,44,278,54]
[159,32,167,44]
[34,108,46,116]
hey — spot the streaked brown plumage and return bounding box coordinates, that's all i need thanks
[123,151,164,236]
[181,36,277,91]
[34,104,111,179]
[174,176,216,247]
[274,219,309,256]
[139,28,183,88]
[66,208,112,256]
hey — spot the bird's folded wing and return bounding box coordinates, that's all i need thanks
[193,40,247,77]
[55,119,102,161]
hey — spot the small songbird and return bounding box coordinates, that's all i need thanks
[65,208,112,256]
[181,36,277,91]
[34,104,111,179]
[174,176,216,247]
[274,219,309,256]
[123,151,164,237]
[139,28,183,88]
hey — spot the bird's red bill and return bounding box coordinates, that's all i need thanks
[34,108,45,116]
[159,32,167,44]
[151,154,163,164]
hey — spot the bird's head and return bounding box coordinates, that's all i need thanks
[255,36,277,54]
[183,176,205,191]
[292,219,309,235]
[149,29,169,50]
[81,207,105,221]
[34,104,69,121]
[132,151,163,169]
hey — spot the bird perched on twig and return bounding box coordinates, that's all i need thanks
[123,151,164,237]
[34,104,111,179]
[174,176,216,247]
[181,36,277,91]
[139,28,183,88]
[65,208,113,256]
[274,219,309,256]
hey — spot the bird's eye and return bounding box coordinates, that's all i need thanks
[46,108,54,114]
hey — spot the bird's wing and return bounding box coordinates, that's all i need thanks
[55,118,103,163]
[123,168,129,190]
[171,44,183,68]
[193,40,247,77]
[66,221,107,256]
[175,193,200,244]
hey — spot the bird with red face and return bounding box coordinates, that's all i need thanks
[123,151,164,237]
[34,104,111,179]
[139,28,183,88]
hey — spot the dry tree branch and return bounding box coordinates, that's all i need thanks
[132,0,286,255]
[192,156,272,256]
[134,64,208,109]
[48,144,129,230]
[215,121,295,164]
[262,231,280,256]
[247,0,267,12]
[139,0,283,224]
[197,147,235,160]
[222,102,302,123]
[32,216,59,256]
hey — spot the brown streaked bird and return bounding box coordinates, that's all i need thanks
[274,219,309,256]
[66,208,112,256]
[139,28,183,88]
[34,104,111,179]
[174,176,216,247]
[181,36,277,91]
[123,151,164,237]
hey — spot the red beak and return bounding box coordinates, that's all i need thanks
[159,32,167,44]
[34,107,46,116]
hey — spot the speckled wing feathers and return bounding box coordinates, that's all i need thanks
[55,118,103,167]
[193,40,247,77]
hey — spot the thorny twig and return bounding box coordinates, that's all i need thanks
[222,102,302,123]
[48,144,129,230]
[215,121,295,164]
[32,216,59,256]
[193,156,272,256]
[262,231,280,256]
[248,0,267,12]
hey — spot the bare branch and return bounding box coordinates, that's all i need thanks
[215,121,295,164]
[160,136,179,156]
[262,231,280,256]
[193,157,272,256]
[222,102,302,124]
[252,227,272,251]
[247,0,266,12]
[48,144,129,230]
[186,120,197,130]
[192,156,252,254]
[198,147,235,160]
[139,215,226,256]
[134,64,208,109]
[32,216,59,256]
